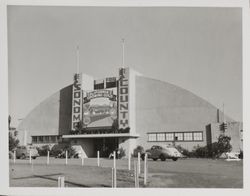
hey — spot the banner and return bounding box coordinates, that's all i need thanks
[71,73,82,130]
[118,68,129,129]
[84,90,116,103]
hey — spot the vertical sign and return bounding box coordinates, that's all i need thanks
[71,73,82,131]
[118,68,129,129]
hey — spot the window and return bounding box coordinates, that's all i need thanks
[157,133,165,141]
[193,132,203,141]
[165,133,174,141]
[148,133,157,142]
[174,133,183,141]
[32,136,37,143]
[184,132,193,141]
[44,136,49,143]
[50,136,55,142]
[38,136,43,143]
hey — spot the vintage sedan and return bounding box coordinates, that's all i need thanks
[141,145,183,161]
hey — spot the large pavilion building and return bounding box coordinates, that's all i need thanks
[16,67,243,157]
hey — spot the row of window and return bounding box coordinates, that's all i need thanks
[148,131,203,142]
[32,135,60,143]
[94,79,117,89]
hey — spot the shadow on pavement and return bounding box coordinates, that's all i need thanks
[12,173,111,187]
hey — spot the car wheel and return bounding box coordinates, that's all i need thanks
[172,158,178,161]
[21,154,26,159]
[32,157,36,160]
[160,155,166,161]
[153,158,158,161]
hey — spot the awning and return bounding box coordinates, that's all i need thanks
[62,133,139,139]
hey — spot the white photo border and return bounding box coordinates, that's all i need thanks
[0,0,249,196]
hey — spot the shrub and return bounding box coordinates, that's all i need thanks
[50,143,76,157]
[192,135,232,158]
[36,145,50,156]
[192,145,209,158]
[133,145,144,157]
[9,133,19,151]
[117,147,126,159]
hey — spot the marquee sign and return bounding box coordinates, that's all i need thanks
[118,68,129,129]
[71,73,83,130]
[82,88,117,127]
[84,90,116,103]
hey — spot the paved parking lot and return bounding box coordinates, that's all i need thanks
[9,157,243,188]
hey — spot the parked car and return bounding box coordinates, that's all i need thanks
[16,145,39,159]
[141,145,183,161]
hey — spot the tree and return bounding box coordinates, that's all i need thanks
[8,115,11,130]
[9,133,19,151]
[192,135,232,158]
[206,135,232,158]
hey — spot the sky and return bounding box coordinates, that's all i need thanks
[8,6,242,127]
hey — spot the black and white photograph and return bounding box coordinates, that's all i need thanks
[0,0,249,194]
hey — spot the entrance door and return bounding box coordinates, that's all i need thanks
[94,138,118,157]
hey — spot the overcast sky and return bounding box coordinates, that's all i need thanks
[8,6,242,127]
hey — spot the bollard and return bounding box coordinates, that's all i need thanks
[58,176,65,187]
[113,151,116,169]
[112,168,113,187]
[97,151,100,167]
[128,152,131,170]
[137,161,140,187]
[112,168,117,188]
[144,153,148,185]
[138,152,141,174]
[47,151,50,165]
[65,150,68,165]
[29,150,32,164]
[13,150,16,164]
[81,156,84,166]
[134,161,139,188]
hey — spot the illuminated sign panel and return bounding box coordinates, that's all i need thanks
[71,73,82,130]
[82,88,117,127]
[118,68,129,129]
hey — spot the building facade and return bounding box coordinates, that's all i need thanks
[17,67,242,157]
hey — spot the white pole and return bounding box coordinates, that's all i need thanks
[58,176,61,187]
[13,150,16,164]
[61,177,65,187]
[134,160,139,188]
[144,153,148,185]
[128,151,131,170]
[58,176,65,187]
[114,167,117,188]
[138,152,141,174]
[137,161,140,187]
[112,168,114,187]
[65,150,68,165]
[81,156,84,166]
[112,167,117,188]
[134,161,136,187]
[97,151,100,167]
[113,151,116,169]
[76,45,80,74]
[29,150,31,164]
[122,38,125,67]
[47,151,50,165]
